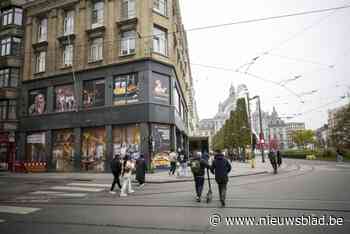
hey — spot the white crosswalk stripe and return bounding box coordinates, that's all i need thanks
[50,186,104,192]
[68,183,110,188]
[0,206,41,215]
[0,219,5,223]
[31,191,87,198]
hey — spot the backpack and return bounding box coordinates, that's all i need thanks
[191,160,201,174]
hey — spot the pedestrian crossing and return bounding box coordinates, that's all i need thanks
[0,205,41,224]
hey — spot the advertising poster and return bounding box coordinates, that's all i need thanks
[152,72,169,104]
[28,89,46,115]
[113,74,139,105]
[52,129,74,172]
[83,79,105,107]
[112,125,140,160]
[81,128,106,172]
[152,124,171,168]
[54,85,76,112]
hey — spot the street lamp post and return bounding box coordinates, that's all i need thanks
[245,93,254,163]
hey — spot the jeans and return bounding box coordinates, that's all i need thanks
[110,172,122,191]
[121,174,134,195]
[216,177,228,203]
[194,176,205,197]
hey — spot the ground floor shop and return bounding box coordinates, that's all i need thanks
[0,132,16,171]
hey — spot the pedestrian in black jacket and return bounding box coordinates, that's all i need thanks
[210,150,232,207]
[110,154,122,194]
[135,154,147,188]
[190,151,209,202]
[269,150,278,174]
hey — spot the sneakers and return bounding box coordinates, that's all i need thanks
[109,191,116,195]
[129,190,135,194]
[196,196,201,202]
[120,193,127,197]
[139,183,145,189]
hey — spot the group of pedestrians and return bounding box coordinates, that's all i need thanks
[168,149,189,177]
[109,154,146,197]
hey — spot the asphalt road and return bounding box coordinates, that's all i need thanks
[0,158,350,234]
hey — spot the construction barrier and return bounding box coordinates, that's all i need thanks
[23,161,48,173]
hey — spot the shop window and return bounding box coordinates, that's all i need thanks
[26,132,46,162]
[121,0,136,20]
[54,84,76,112]
[120,30,136,56]
[83,79,105,108]
[112,125,140,159]
[52,129,74,172]
[113,73,139,105]
[153,26,167,55]
[81,127,106,172]
[91,1,104,29]
[151,124,171,168]
[63,10,74,36]
[151,72,169,104]
[28,89,47,115]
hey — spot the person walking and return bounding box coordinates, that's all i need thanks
[169,149,177,176]
[336,148,344,162]
[109,154,122,194]
[277,150,282,168]
[178,149,187,177]
[120,155,135,197]
[190,151,209,202]
[210,149,232,207]
[268,149,278,174]
[135,154,147,188]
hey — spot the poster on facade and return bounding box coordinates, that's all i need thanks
[28,89,46,115]
[81,128,106,172]
[52,129,74,172]
[83,79,105,107]
[54,85,76,112]
[152,72,169,104]
[113,74,139,105]
[112,125,140,159]
[152,124,171,168]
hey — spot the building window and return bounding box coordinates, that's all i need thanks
[0,68,19,88]
[122,0,136,19]
[112,125,140,157]
[0,37,21,57]
[153,26,167,55]
[0,38,11,56]
[52,129,74,172]
[120,30,136,55]
[1,8,22,26]
[91,1,104,28]
[54,84,76,112]
[153,0,167,16]
[0,100,16,120]
[83,79,105,108]
[28,89,47,115]
[174,85,180,113]
[113,73,139,105]
[89,37,103,62]
[63,44,73,67]
[63,10,74,36]
[37,18,48,42]
[35,51,46,73]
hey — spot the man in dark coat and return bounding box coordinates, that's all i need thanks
[135,154,147,188]
[210,149,232,207]
[277,150,282,167]
[269,150,278,174]
[190,152,209,202]
[110,154,122,194]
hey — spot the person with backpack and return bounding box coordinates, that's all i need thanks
[135,154,147,188]
[190,151,209,202]
[120,155,135,197]
[210,149,232,207]
[109,154,122,194]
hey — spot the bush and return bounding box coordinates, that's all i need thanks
[281,149,316,159]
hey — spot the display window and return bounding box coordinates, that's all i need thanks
[174,85,180,113]
[152,72,169,104]
[81,127,106,172]
[151,124,171,168]
[28,89,47,115]
[54,84,76,112]
[113,73,139,106]
[113,124,140,160]
[52,129,74,172]
[83,79,105,108]
[26,132,46,161]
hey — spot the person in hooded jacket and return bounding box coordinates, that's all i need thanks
[190,151,209,202]
[210,149,232,207]
[109,154,122,194]
[135,154,147,188]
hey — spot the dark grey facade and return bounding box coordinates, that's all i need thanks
[18,58,189,172]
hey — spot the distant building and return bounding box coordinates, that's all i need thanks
[315,124,329,148]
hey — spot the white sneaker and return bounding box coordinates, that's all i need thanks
[120,193,127,197]
[139,184,145,189]
[129,190,135,194]
[109,191,116,194]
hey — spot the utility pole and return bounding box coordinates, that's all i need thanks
[257,96,265,163]
[245,92,254,162]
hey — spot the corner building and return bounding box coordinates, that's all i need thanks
[18,0,195,172]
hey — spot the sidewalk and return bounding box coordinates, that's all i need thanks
[0,159,276,183]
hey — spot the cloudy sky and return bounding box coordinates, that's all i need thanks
[179,0,350,129]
